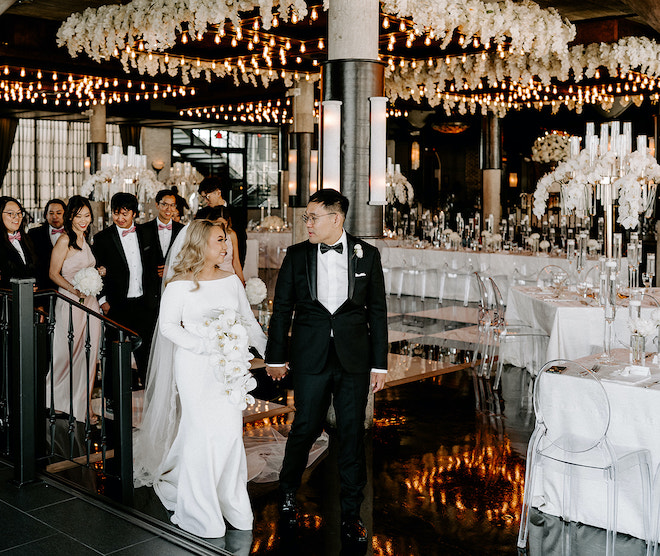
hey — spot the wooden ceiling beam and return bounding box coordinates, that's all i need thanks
[0,0,18,16]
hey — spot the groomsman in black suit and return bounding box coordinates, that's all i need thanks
[197,176,247,266]
[92,193,158,391]
[265,189,388,545]
[28,198,66,289]
[138,189,184,298]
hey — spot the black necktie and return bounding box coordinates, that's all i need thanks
[320,242,343,254]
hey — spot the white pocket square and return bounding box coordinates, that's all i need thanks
[355,272,367,277]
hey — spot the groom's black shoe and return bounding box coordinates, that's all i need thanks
[279,491,299,528]
[341,518,367,545]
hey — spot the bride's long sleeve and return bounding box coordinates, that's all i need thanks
[233,276,268,357]
[159,284,213,354]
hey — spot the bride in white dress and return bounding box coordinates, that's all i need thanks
[133,219,267,538]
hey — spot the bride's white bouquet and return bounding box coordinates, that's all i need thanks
[245,277,267,305]
[72,267,103,302]
[202,308,257,409]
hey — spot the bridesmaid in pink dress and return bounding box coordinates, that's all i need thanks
[47,196,104,424]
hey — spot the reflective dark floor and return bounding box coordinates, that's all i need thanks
[2,293,652,555]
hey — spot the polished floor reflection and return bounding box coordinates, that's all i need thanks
[30,293,652,555]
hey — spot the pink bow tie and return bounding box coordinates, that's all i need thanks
[158,222,172,231]
[121,226,136,237]
[8,232,21,241]
[51,228,64,235]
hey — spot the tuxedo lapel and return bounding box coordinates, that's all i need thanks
[347,234,356,300]
[110,226,129,270]
[305,241,317,301]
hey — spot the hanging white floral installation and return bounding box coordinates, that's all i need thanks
[531,132,572,164]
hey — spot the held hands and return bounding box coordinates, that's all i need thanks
[266,364,288,381]
[371,372,386,393]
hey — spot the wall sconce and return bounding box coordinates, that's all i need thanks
[509,172,519,188]
[369,96,387,205]
[287,149,297,197]
[322,100,342,190]
[309,150,318,194]
[83,157,91,178]
[410,141,420,170]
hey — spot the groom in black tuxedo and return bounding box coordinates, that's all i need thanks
[265,189,388,545]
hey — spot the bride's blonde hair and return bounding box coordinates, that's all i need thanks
[170,219,226,289]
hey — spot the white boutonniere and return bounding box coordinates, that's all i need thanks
[354,244,363,259]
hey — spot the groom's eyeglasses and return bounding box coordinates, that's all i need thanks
[301,213,337,224]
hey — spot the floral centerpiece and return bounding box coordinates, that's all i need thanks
[386,167,415,206]
[201,308,257,409]
[531,132,572,164]
[260,215,285,230]
[80,167,162,203]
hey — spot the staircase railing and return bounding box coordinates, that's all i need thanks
[0,278,138,504]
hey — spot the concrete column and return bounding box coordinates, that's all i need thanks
[88,105,107,175]
[482,113,502,224]
[141,127,171,182]
[323,0,383,238]
[290,80,315,206]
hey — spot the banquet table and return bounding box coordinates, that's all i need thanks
[373,240,620,303]
[247,230,293,269]
[501,286,660,370]
[531,350,660,540]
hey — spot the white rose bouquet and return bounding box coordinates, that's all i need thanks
[72,267,103,303]
[245,277,267,305]
[628,316,658,338]
[201,308,257,409]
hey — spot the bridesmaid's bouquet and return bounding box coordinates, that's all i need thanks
[202,308,257,409]
[72,267,103,303]
[245,277,267,305]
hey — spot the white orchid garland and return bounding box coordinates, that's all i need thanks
[386,167,414,206]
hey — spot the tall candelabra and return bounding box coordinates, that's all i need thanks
[534,121,660,360]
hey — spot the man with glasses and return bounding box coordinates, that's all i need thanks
[28,198,67,289]
[265,189,388,546]
[197,176,247,267]
[138,189,184,293]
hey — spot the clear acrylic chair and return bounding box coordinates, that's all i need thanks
[488,277,548,389]
[518,359,652,556]
[437,258,474,306]
[473,272,495,375]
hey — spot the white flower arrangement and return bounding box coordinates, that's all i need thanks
[72,267,103,302]
[260,215,285,229]
[353,244,363,259]
[539,240,550,250]
[628,316,658,338]
[245,277,267,305]
[533,142,660,229]
[386,168,414,206]
[531,133,572,164]
[587,239,600,250]
[201,308,257,410]
[80,167,162,203]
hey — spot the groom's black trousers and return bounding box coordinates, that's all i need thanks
[279,339,371,519]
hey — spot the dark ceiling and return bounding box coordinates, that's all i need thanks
[1,0,659,126]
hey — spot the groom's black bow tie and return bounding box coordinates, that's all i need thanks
[320,242,343,254]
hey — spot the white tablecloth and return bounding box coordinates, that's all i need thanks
[532,351,660,540]
[375,242,608,303]
[502,287,660,368]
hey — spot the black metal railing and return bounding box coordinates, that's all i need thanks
[0,278,138,504]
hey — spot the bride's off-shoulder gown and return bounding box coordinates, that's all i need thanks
[150,274,266,538]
